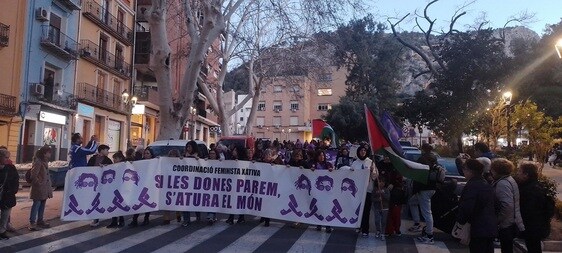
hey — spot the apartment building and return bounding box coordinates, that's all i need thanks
[19,0,82,162]
[253,66,347,141]
[75,0,135,152]
[0,0,27,158]
[134,0,221,146]
[223,90,252,135]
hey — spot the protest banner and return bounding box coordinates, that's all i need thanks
[62,157,369,228]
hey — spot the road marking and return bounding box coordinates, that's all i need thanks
[287,227,332,253]
[218,222,283,253]
[151,221,231,253]
[17,227,120,253]
[0,221,90,247]
[354,234,387,253]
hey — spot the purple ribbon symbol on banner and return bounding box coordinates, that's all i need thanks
[64,194,84,216]
[85,192,106,214]
[304,198,324,220]
[349,204,361,224]
[132,187,157,210]
[107,190,131,213]
[325,199,347,223]
[280,194,303,217]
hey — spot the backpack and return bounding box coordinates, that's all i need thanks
[428,163,446,185]
[25,169,33,184]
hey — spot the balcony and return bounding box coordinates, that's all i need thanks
[54,0,81,11]
[134,32,150,65]
[28,83,77,110]
[75,82,128,114]
[40,26,79,60]
[0,22,9,47]
[0,93,17,116]
[82,0,133,45]
[134,86,159,106]
[80,39,131,79]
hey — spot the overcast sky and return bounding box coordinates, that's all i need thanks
[363,0,560,35]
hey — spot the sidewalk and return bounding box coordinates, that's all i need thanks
[10,188,64,230]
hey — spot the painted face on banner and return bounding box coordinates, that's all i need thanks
[315,176,333,192]
[341,178,358,197]
[122,169,140,185]
[101,169,116,184]
[294,174,312,195]
[74,173,99,191]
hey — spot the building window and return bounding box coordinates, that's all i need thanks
[273,101,282,112]
[273,116,281,127]
[318,73,333,82]
[317,103,331,111]
[273,85,283,93]
[240,117,244,122]
[256,117,265,126]
[290,101,299,111]
[317,88,333,96]
[258,101,266,111]
[290,116,299,126]
[290,86,300,93]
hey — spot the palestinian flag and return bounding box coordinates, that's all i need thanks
[312,119,337,148]
[364,105,429,184]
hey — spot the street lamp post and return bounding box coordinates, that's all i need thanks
[189,106,197,140]
[122,90,137,149]
[502,91,513,149]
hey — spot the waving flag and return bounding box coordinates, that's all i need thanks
[364,105,429,184]
[312,119,337,148]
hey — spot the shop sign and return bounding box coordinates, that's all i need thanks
[77,103,95,118]
[39,111,66,125]
[132,104,146,115]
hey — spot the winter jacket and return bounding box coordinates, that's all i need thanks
[87,154,113,166]
[413,152,438,193]
[0,164,19,209]
[519,179,554,239]
[69,140,98,168]
[492,176,525,231]
[351,157,378,193]
[457,176,498,238]
[30,158,53,201]
[288,159,310,169]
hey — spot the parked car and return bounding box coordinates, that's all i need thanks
[148,140,209,158]
[402,148,463,178]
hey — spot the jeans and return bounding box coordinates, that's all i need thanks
[360,192,372,234]
[0,208,11,233]
[524,238,542,253]
[30,200,47,223]
[372,201,386,233]
[469,237,494,253]
[498,225,517,253]
[409,190,435,234]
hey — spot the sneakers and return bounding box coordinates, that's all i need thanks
[395,231,402,237]
[37,221,51,228]
[6,223,16,232]
[182,221,190,227]
[361,233,368,238]
[408,224,422,232]
[90,220,99,227]
[325,227,333,233]
[225,218,234,225]
[28,223,40,231]
[0,232,9,240]
[416,235,434,244]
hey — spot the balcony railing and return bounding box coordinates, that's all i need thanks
[75,82,127,114]
[54,0,81,11]
[28,83,77,109]
[40,25,79,60]
[134,86,159,106]
[82,0,133,45]
[0,22,9,47]
[80,39,131,79]
[134,32,150,65]
[0,93,17,115]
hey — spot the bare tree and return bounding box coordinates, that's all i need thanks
[146,0,362,140]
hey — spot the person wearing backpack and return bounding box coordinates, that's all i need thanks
[409,143,438,244]
[491,158,525,253]
[516,163,555,253]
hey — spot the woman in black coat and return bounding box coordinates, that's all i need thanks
[0,150,19,239]
[457,159,498,253]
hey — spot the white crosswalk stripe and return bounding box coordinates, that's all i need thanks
[0,218,472,253]
[151,220,231,253]
[218,222,283,253]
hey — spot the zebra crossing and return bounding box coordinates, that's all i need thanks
[0,215,471,253]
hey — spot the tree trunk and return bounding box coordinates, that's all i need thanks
[244,90,261,136]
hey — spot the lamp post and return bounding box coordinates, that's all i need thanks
[122,90,138,149]
[418,125,423,147]
[502,91,513,149]
[189,106,197,140]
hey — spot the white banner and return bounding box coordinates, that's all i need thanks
[62,157,369,228]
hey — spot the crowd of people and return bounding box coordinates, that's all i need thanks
[0,134,556,253]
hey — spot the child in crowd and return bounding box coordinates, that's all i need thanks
[385,178,407,237]
[372,177,388,240]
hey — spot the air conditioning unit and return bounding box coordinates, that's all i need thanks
[36,8,49,22]
[32,83,45,96]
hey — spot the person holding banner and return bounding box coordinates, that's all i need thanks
[287,148,311,229]
[129,147,155,227]
[225,146,249,225]
[106,151,126,228]
[259,148,284,227]
[205,149,219,225]
[351,145,378,238]
[310,149,335,233]
[28,146,53,231]
[181,141,201,227]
